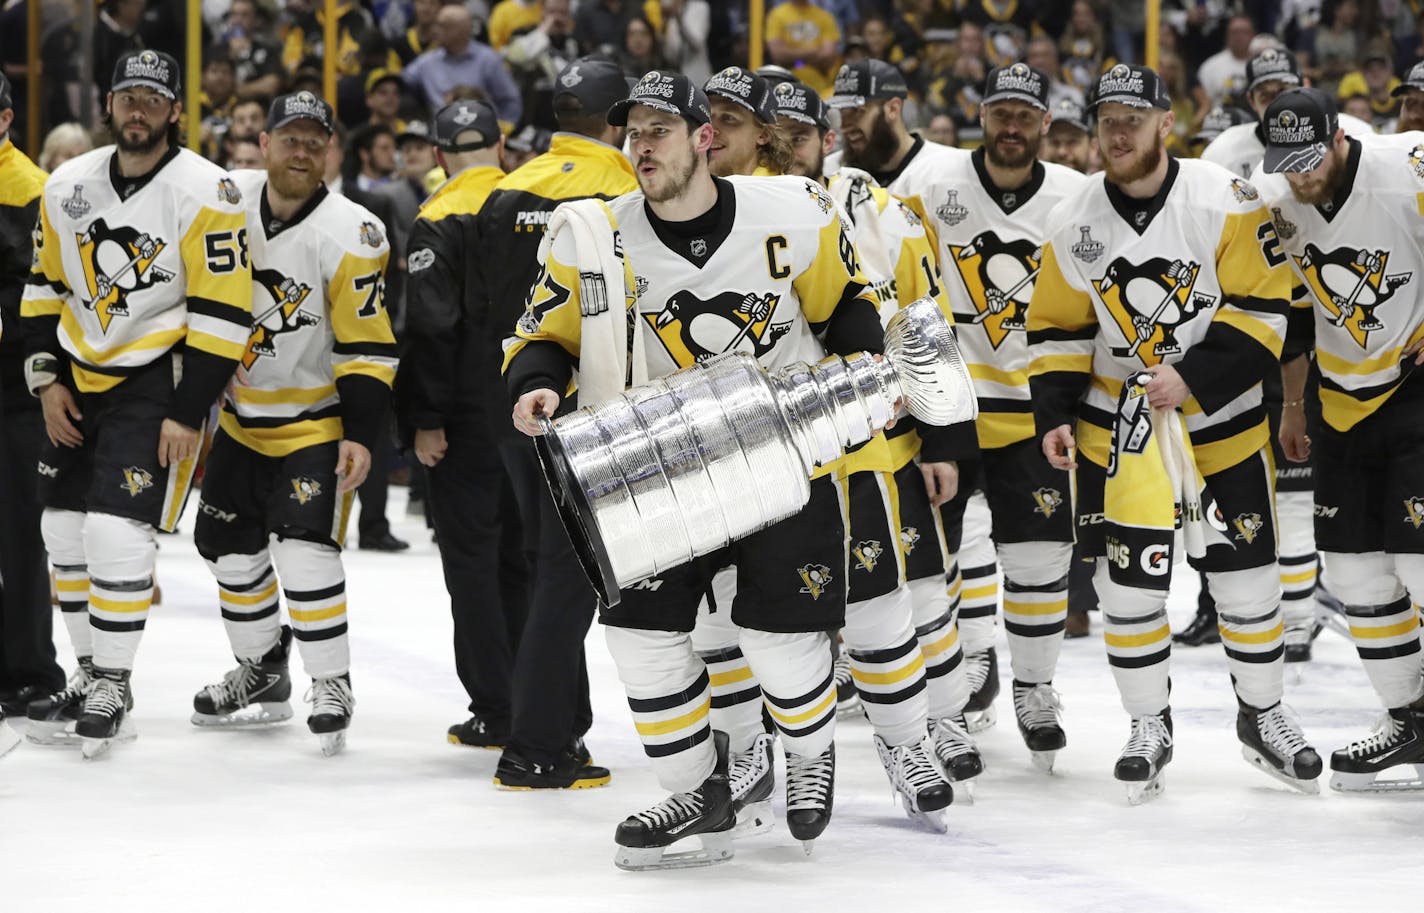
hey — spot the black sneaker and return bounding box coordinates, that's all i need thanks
[0,684,49,716]
[447,714,508,749]
[359,531,410,551]
[494,747,611,790]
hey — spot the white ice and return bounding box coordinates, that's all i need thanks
[2,489,1419,912]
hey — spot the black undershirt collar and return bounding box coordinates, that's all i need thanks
[1316,137,1361,224]
[971,146,1045,214]
[1105,156,1180,235]
[645,176,736,268]
[108,145,181,201]
[262,182,330,239]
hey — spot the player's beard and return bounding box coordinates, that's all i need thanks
[843,108,900,172]
[791,146,825,180]
[984,126,1040,169]
[269,158,325,202]
[115,117,167,154]
[640,140,699,203]
[1102,129,1164,185]
[1287,151,1346,205]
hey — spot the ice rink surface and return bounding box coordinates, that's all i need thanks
[3,488,1419,913]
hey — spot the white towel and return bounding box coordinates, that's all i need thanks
[830,167,894,282]
[540,199,648,408]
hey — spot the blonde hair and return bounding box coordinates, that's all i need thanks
[758,119,795,176]
[39,123,94,172]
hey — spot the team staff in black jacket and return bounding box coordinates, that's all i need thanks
[472,57,636,789]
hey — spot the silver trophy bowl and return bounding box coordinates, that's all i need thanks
[535,297,976,606]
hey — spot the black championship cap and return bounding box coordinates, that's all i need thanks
[112,49,181,100]
[1246,47,1301,93]
[827,59,909,109]
[553,57,631,115]
[704,66,777,124]
[1393,61,1424,97]
[267,90,335,133]
[755,65,798,89]
[433,98,500,151]
[506,124,552,155]
[1192,105,1252,143]
[771,80,829,130]
[982,62,1050,110]
[1048,96,1089,133]
[0,72,11,111]
[608,71,711,127]
[1088,63,1170,112]
[1262,88,1339,174]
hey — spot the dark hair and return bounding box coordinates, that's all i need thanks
[553,103,613,139]
[349,122,395,158]
[232,97,267,115]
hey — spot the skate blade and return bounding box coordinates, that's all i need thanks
[1241,746,1320,795]
[907,806,948,834]
[1329,766,1424,793]
[191,702,293,729]
[79,718,137,760]
[964,706,996,734]
[1124,773,1164,806]
[731,800,774,838]
[24,720,83,747]
[1030,750,1057,773]
[318,730,347,757]
[953,778,975,806]
[614,831,734,871]
[0,723,20,759]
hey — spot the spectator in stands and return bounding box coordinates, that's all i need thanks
[940,23,990,128]
[282,0,380,77]
[95,0,145,98]
[1041,96,1093,173]
[350,123,398,192]
[380,121,437,260]
[200,50,238,161]
[222,0,285,101]
[765,0,842,97]
[924,112,957,147]
[617,16,667,77]
[1160,51,1201,152]
[1059,1,1110,97]
[1107,0,1147,64]
[404,4,523,123]
[1312,0,1362,97]
[1196,13,1254,106]
[842,35,870,64]
[366,70,406,130]
[37,123,93,172]
[396,0,443,65]
[1341,93,1373,121]
[490,0,545,52]
[574,0,643,56]
[1393,62,1424,132]
[661,0,712,88]
[226,135,264,170]
[230,97,267,141]
[1026,35,1084,107]
[1337,47,1402,128]
[505,0,582,127]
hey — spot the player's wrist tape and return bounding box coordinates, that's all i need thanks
[25,354,61,396]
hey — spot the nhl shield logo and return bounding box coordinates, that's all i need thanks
[852,540,884,573]
[120,466,153,497]
[1032,487,1063,519]
[936,190,969,226]
[61,185,91,219]
[1071,226,1104,264]
[798,564,833,600]
[290,477,322,505]
[1232,512,1264,544]
[690,238,708,258]
[1405,497,1424,529]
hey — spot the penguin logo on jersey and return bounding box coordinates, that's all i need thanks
[1409,144,1424,180]
[1404,497,1424,529]
[60,185,91,219]
[517,272,572,335]
[217,177,242,205]
[852,540,884,573]
[359,221,384,248]
[645,289,789,364]
[899,526,920,555]
[120,466,153,497]
[1232,512,1263,545]
[806,180,834,215]
[1294,243,1411,347]
[1270,207,1298,241]
[290,477,322,505]
[950,230,1041,346]
[1230,178,1259,203]
[243,268,319,369]
[798,564,833,600]
[1032,487,1063,519]
[897,199,921,228]
[1095,257,1215,364]
[936,190,969,227]
[75,219,174,333]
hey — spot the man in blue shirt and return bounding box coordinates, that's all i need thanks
[403,4,522,123]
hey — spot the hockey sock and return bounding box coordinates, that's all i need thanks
[1327,552,1424,707]
[908,575,969,718]
[84,512,157,672]
[741,630,836,760]
[42,509,92,660]
[692,576,766,754]
[1093,559,1172,717]
[206,551,282,661]
[956,493,1000,655]
[842,585,928,746]
[605,626,715,793]
[1000,541,1072,684]
[1206,566,1285,709]
[1276,490,1318,633]
[270,536,348,679]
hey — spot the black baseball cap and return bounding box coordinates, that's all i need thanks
[1193,105,1252,143]
[704,66,777,124]
[827,59,909,109]
[1262,88,1339,174]
[982,62,1050,110]
[506,124,552,155]
[267,90,335,133]
[771,80,830,131]
[0,72,11,111]
[112,49,181,100]
[433,98,500,151]
[553,57,631,116]
[1246,47,1301,92]
[1393,61,1424,97]
[608,71,712,127]
[755,65,797,89]
[1048,97,1089,133]
[1088,63,1171,112]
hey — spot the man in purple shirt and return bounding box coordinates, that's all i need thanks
[403,4,522,123]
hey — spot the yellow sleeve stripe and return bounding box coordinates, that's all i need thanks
[794,215,867,326]
[969,362,1028,387]
[186,329,247,361]
[1028,352,1092,377]
[333,360,397,387]
[329,252,397,346]
[20,297,64,317]
[182,206,254,308]
[1214,305,1284,357]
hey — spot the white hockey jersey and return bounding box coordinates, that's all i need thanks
[223,169,396,456]
[1027,158,1291,477]
[1251,132,1424,431]
[902,149,1087,450]
[1200,113,1374,179]
[21,145,252,394]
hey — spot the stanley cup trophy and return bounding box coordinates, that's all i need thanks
[535,298,977,606]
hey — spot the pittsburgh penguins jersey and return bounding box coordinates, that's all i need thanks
[223,169,397,457]
[21,145,252,428]
[1027,157,1291,477]
[1200,113,1374,179]
[907,148,1087,451]
[1251,132,1424,431]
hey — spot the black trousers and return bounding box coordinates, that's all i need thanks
[357,423,394,540]
[0,382,64,695]
[501,436,596,765]
[426,422,529,732]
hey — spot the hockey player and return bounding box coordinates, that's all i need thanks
[1041,96,1095,176]
[887,63,1087,770]
[506,71,883,867]
[187,91,397,756]
[704,66,792,178]
[21,51,252,757]
[1255,88,1424,792]
[1027,64,1321,802]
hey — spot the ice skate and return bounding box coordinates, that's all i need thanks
[306,673,354,756]
[76,669,137,760]
[874,735,952,833]
[191,626,293,728]
[1237,703,1322,794]
[832,652,861,718]
[25,658,96,747]
[0,712,20,759]
[1329,708,1424,793]
[613,730,736,871]
[962,647,999,732]
[1172,595,1219,647]
[929,715,982,803]
[785,743,835,854]
[1013,681,1066,772]
[1115,710,1173,805]
[728,731,775,837]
